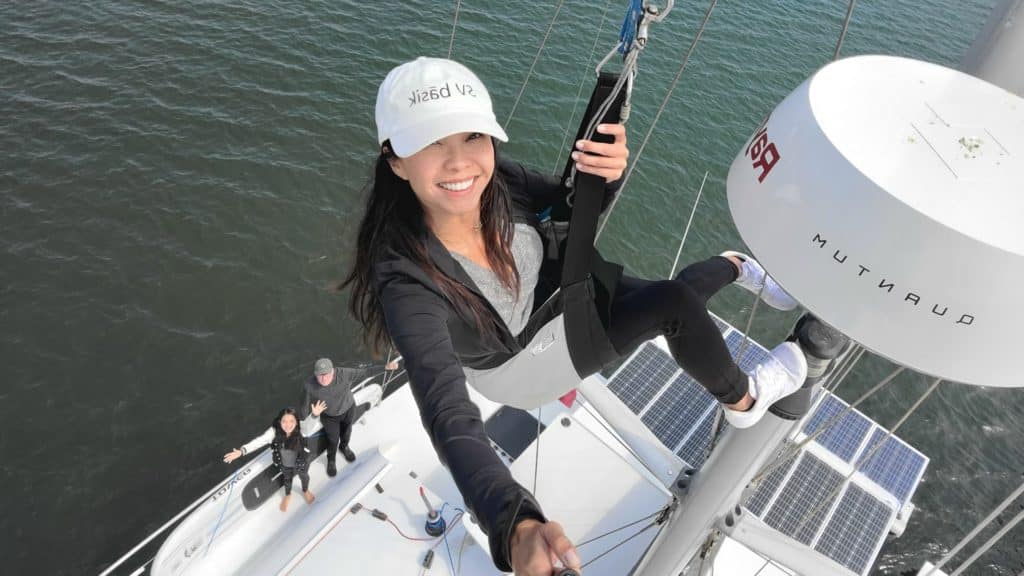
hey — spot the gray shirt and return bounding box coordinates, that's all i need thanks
[301,367,361,418]
[450,223,543,337]
[279,447,298,468]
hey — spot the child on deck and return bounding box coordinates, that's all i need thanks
[223,403,327,511]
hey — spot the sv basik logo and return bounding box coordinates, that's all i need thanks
[745,117,781,183]
[408,82,477,107]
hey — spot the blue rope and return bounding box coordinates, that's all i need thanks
[619,0,644,53]
[203,472,239,557]
[440,503,466,573]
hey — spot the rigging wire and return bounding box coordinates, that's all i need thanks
[669,171,709,279]
[447,0,463,59]
[505,0,568,130]
[833,0,859,60]
[826,344,865,394]
[574,506,667,549]
[791,377,942,537]
[948,505,1024,576]
[552,0,618,175]
[734,279,767,370]
[924,481,1024,575]
[595,0,720,241]
[580,519,660,569]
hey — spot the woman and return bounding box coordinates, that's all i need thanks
[223,402,326,511]
[342,57,806,574]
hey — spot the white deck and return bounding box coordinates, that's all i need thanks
[152,374,813,576]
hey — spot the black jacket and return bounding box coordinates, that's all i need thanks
[271,435,310,471]
[374,156,621,571]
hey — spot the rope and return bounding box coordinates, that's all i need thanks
[618,0,644,53]
[669,171,709,279]
[447,0,462,59]
[948,506,1024,576]
[792,378,941,537]
[203,473,238,557]
[456,531,470,575]
[925,480,1024,575]
[98,469,245,576]
[504,0,567,129]
[552,0,618,175]
[832,0,858,60]
[596,0,720,241]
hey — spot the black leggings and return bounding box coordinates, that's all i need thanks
[281,465,310,495]
[605,256,749,404]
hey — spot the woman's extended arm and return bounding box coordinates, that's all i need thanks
[376,270,545,572]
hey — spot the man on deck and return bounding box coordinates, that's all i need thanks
[302,358,363,477]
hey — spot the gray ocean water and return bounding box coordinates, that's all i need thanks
[2,1,1022,574]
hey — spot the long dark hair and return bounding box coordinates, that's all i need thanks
[272,407,304,451]
[340,139,519,354]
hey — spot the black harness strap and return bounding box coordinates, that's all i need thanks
[558,72,627,377]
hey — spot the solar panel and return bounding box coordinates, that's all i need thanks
[856,428,928,504]
[675,403,718,469]
[763,453,845,545]
[803,394,873,463]
[815,483,894,574]
[725,329,773,373]
[745,448,797,516]
[607,343,678,414]
[641,371,716,456]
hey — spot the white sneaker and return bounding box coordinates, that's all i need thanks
[722,342,808,429]
[721,251,799,311]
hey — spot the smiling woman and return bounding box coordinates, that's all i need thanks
[339,56,807,576]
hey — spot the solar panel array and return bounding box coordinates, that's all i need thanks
[800,394,928,506]
[603,313,930,576]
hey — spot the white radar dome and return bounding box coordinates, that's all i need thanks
[726,55,1024,388]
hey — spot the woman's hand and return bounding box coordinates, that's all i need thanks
[510,518,582,575]
[311,400,328,417]
[223,448,242,464]
[572,122,629,183]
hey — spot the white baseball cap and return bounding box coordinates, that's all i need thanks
[375,57,508,158]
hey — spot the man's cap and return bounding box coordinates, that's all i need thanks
[375,57,508,158]
[314,358,334,376]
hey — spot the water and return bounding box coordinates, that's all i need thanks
[1,1,1020,574]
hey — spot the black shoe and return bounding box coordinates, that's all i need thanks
[342,447,356,463]
[327,460,337,477]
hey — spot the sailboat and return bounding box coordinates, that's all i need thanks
[100,1,1024,575]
